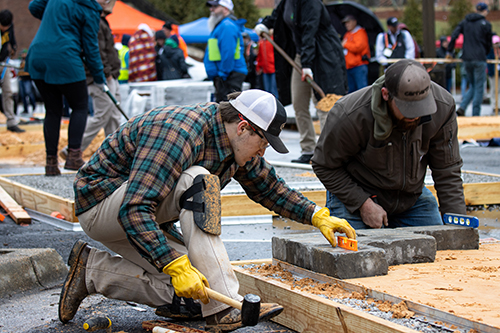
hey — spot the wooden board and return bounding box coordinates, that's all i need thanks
[233,265,417,333]
[0,143,45,158]
[0,176,77,222]
[1,174,499,223]
[0,184,31,224]
[314,116,500,140]
[221,191,326,217]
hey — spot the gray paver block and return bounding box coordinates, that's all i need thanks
[400,225,479,250]
[272,233,388,279]
[354,229,436,265]
[0,248,68,297]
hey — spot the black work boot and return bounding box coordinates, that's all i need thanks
[59,240,91,323]
[155,294,202,320]
[204,303,284,332]
[456,107,465,116]
[64,148,85,170]
[45,155,61,176]
[291,153,313,164]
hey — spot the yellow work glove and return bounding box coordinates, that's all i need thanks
[312,207,357,247]
[163,255,210,304]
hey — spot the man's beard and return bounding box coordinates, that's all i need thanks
[388,102,420,131]
[208,12,224,32]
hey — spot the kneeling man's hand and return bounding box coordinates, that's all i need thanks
[312,207,356,247]
[163,255,210,304]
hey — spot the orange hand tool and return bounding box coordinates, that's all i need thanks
[337,236,358,251]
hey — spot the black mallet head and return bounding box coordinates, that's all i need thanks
[241,294,261,326]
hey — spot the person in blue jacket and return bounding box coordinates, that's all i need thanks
[26,0,106,176]
[204,0,247,102]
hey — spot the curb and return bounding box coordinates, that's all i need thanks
[0,248,68,297]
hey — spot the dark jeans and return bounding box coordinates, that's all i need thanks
[326,187,443,229]
[18,78,37,112]
[460,61,487,116]
[213,71,246,102]
[347,64,368,93]
[34,79,89,156]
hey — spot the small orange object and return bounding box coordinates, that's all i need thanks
[337,236,358,251]
[50,211,65,219]
[0,213,5,222]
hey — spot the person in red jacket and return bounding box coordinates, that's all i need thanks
[341,15,370,93]
[256,33,278,98]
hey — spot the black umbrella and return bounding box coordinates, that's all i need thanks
[325,0,383,48]
[325,1,384,84]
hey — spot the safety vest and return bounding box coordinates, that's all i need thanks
[118,46,129,82]
[207,38,241,61]
[384,32,406,59]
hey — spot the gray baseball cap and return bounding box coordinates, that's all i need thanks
[385,59,437,119]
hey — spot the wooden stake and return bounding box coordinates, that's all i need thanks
[0,184,31,224]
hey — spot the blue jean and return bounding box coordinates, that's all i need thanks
[262,73,278,98]
[326,187,443,229]
[18,78,37,112]
[460,61,487,116]
[347,65,368,93]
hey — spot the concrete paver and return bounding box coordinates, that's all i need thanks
[273,225,479,279]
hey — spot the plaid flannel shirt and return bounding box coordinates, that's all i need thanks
[75,102,316,271]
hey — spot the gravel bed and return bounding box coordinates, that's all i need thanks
[4,168,500,202]
[242,264,468,333]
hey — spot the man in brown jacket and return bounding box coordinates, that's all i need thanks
[60,0,121,160]
[312,59,466,229]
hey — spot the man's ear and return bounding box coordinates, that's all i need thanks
[236,120,248,135]
[381,87,390,101]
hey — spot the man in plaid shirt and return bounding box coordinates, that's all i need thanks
[59,89,356,332]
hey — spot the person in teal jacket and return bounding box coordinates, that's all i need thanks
[26,0,106,176]
[204,0,247,102]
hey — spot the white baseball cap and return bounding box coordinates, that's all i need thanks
[229,90,288,154]
[206,0,233,11]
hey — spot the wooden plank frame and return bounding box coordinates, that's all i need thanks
[0,176,77,222]
[232,260,499,333]
[233,264,418,333]
[0,171,499,223]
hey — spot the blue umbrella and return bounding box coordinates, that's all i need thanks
[179,17,259,44]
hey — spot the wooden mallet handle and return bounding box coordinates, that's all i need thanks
[205,287,242,310]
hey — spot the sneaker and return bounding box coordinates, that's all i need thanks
[456,108,465,117]
[7,125,25,133]
[291,154,313,164]
[205,303,283,332]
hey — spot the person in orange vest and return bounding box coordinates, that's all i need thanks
[341,15,370,93]
[375,17,415,66]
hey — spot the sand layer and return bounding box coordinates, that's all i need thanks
[348,242,500,328]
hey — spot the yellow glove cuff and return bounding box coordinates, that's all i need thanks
[163,254,189,276]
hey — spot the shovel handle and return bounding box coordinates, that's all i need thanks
[261,32,326,99]
[205,287,242,310]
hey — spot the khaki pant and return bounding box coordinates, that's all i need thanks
[82,78,122,152]
[1,66,18,127]
[78,166,242,317]
[291,55,328,154]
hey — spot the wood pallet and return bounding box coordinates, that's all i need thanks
[232,259,500,333]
